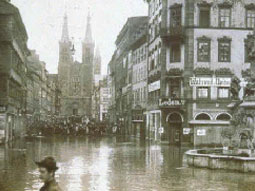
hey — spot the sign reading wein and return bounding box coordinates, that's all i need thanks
[159,98,185,107]
[189,77,231,87]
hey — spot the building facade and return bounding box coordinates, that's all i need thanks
[0,0,30,142]
[130,24,148,138]
[58,13,95,118]
[145,0,254,146]
[110,17,148,135]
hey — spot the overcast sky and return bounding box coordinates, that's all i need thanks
[12,0,148,74]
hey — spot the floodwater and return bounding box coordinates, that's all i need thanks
[0,136,255,191]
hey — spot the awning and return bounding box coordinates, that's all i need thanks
[240,101,255,107]
[189,120,230,125]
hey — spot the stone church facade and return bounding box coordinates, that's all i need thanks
[58,13,98,117]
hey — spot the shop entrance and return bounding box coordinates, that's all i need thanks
[167,113,183,145]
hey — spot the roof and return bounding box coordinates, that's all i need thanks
[115,16,148,46]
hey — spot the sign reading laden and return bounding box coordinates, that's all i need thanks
[159,98,185,107]
[189,77,231,87]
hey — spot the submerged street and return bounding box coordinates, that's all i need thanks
[0,136,254,191]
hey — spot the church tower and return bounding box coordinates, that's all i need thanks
[82,12,95,116]
[58,14,73,98]
[94,46,101,75]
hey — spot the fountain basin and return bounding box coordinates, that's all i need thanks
[186,148,255,172]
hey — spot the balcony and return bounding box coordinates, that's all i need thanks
[160,26,185,43]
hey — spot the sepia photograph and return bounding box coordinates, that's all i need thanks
[1,0,255,190]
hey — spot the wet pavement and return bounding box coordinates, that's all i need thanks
[0,136,255,191]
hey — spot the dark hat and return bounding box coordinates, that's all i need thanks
[35,156,59,171]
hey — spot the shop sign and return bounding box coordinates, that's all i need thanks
[159,127,164,134]
[183,128,191,135]
[148,80,160,92]
[197,129,206,136]
[159,98,185,107]
[189,77,231,87]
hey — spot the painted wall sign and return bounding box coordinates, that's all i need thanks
[183,128,191,135]
[159,98,185,107]
[189,77,231,87]
[148,80,160,92]
[197,129,206,136]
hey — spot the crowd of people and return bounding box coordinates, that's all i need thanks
[26,118,108,137]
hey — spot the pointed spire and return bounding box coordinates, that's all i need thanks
[61,13,69,42]
[84,10,94,44]
[95,46,101,58]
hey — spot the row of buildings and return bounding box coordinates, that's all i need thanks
[107,0,255,146]
[0,0,61,143]
[0,0,110,143]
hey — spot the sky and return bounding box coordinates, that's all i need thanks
[12,0,148,75]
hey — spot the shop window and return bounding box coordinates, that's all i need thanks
[216,113,231,121]
[170,44,181,62]
[219,8,231,28]
[197,37,211,62]
[218,87,229,99]
[197,87,210,99]
[246,9,255,28]
[195,113,211,120]
[199,7,210,27]
[218,37,231,62]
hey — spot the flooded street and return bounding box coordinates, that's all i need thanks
[0,136,255,191]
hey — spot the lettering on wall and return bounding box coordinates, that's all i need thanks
[189,77,231,87]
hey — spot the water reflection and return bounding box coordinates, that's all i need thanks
[0,137,255,191]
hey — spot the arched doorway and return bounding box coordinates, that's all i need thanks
[167,112,183,145]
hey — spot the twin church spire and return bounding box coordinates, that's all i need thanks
[60,11,94,44]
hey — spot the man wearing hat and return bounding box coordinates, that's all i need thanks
[35,156,62,191]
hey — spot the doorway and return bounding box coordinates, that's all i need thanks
[168,113,183,145]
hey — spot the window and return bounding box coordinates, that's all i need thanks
[218,38,231,62]
[170,5,182,27]
[197,87,209,99]
[73,109,78,115]
[169,80,180,98]
[199,7,210,27]
[195,113,211,120]
[170,44,181,62]
[246,9,255,28]
[197,37,210,62]
[245,40,251,63]
[216,113,231,121]
[219,8,231,27]
[218,87,229,98]
[150,58,155,70]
